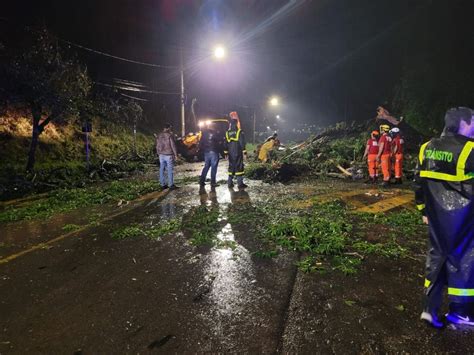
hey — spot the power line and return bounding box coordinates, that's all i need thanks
[94,81,180,95]
[120,93,148,102]
[62,38,179,69]
[114,78,147,88]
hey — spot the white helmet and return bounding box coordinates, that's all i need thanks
[390,127,400,134]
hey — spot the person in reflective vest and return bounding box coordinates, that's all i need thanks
[258,139,276,163]
[363,130,380,184]
[390,127,404,184]
[376,124,392,186]
[414,107,474,328]
[224,118,248,189]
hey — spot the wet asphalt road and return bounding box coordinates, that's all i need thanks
[1,163,474,353]
[0,164,300,353]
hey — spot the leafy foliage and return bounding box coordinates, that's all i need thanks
[147,219,182,240]
[111,225,144,240]
[0,180,160,223]
[6,29,92,120]
[182,205,221,246]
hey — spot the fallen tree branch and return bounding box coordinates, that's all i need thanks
[336,164,352,177]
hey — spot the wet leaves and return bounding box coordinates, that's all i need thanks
[111,225,143,240]
[147,219,181,240]
[110,218,182,240]
[0,180,161,223]
[296,256,324,273]
[182,205,221,246]
[225,197,423,275]
[61,223,81,232]
[395,304,405,312]
[252,250,279,259]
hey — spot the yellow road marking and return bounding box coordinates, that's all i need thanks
[0,190,167,265]
[354,193,414,213]
[316,189,371,202]
[345,198,366,209]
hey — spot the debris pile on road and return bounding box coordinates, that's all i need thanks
[247,120,426,183]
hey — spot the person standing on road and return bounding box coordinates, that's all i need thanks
[363,130,380,184]
[390,127,404,184]
[415,107,474,328]
[376,124,392,186]
[155,123,179,190]
[224,117,248,189]
[199,128,221,187]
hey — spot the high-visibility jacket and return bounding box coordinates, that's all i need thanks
[224,129,246,176]
[258,139,275,162]
[414,133,474,302]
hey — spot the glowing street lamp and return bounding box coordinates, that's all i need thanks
[213,45,226,60]
[269,96,279,106]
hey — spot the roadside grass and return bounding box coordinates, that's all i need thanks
[0,180,161,223]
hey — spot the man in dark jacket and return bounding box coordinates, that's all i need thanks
[199,128,221,187]
[415,107,474,328]
[155,123,179,190]
[224,118,247,189]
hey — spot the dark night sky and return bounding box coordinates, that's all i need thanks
[2,0,473,130]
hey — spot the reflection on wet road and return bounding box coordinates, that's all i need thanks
[0,163,430,353]
[197,187,256,347]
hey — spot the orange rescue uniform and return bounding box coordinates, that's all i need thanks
[392,135,404,178]
[366,138,379,178]
[378,133,392,182]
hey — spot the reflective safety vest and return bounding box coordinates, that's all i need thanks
[225,129,241,143]
[418,137,474,182]
[224,129,246,176]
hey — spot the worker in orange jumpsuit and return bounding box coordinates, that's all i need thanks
[390,127,404,184]
[362,130,380,183]
[376,124,392,186]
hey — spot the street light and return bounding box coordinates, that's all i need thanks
[179,45,228,136]
[251,97,283,144]
[269,96,279,106]
[213,45,226,60]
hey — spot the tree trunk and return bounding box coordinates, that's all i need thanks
[26,115,40,172]
[26,106,54,172]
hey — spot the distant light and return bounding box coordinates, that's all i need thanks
[267,126,271,130]
[269,96,279,106]
[214,46,226,59]
[198,120,212,128]
[276,115,280,119]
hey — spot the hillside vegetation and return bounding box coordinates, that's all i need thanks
[0,110,155,199]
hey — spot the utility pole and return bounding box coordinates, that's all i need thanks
[180,48,186,137]
[253,109,257,144]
